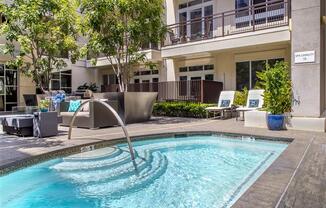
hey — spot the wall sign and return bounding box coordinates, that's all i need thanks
[294,51,315,64]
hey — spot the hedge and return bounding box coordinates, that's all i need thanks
[153,101,214,118]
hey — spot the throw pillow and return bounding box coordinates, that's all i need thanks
[220,100,230,107]
[68,100,81,112]
[249,99,259,108]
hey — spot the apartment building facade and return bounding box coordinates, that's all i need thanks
[0,0,325,131]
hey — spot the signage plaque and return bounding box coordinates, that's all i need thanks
[294,51,315,64]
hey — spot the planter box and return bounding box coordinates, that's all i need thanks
[94,92,158,124]
[244,111,268,128]
[244,110,326,132]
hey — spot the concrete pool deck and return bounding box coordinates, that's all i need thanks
[0,117,325,208]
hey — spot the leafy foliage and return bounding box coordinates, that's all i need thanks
[80,0,166,92]
[234,87,248,106]
[0,0,81,91]
[257,61,292,114]
[153,102,214,118]
[39,99,50,110]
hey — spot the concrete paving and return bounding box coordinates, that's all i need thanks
[0,117,325,207]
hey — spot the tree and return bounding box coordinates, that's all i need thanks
[0,0,81,91]
[80,0,166,92]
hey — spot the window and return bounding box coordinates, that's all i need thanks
[204,64,214,70]
[102,75,108,85]
[179,0,212,9]
[152,78,159,83]
[236,62,250,90]
[205,74,214,80]
[251,60,266,88]
[189,65,203,71]
[180,76,187,81]
[268,58,284,67]
[179,76,188,96]
[179,67,188,72]
[178,0,214,40]
[152,70,159,75]
[235,0,285,28]
[236,58,284,90]
[108,74,117,84]
[140,71,151,75]
[134,79,140,84]
[50,70,72,93]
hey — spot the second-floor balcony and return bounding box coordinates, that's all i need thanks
[163,0,290,47]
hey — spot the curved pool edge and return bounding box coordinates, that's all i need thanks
[0,131,293,177]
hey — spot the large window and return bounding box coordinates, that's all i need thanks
[132,69,159,83]
[178,0,214,39]
[0,64,18,111]
[235,0,285,28]
[51,70,72,93]
[178,64,214,81]
[236,58,284,90]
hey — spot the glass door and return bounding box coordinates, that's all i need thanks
[190,8,202,40]
[4,65,18,111]
[204,5,213,38]
[179,12,187,41]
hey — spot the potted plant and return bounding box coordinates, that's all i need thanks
[39,99,51,112]
[257,61,292,130]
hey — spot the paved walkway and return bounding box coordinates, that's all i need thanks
[0,117,325,208]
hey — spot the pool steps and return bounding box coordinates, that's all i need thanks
[51,147,168,196]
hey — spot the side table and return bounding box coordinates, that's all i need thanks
[33,112,60,138]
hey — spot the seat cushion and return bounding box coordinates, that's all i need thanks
[60,112,90,118]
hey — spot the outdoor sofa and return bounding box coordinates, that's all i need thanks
[59,99,119,129]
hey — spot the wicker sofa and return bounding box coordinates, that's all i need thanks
[59,99,119,129]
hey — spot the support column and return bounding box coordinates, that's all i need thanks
[165,0,177,25]
[291,0,325,117]
[164,59,176,82]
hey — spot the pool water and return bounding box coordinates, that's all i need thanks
[0,135,287,208]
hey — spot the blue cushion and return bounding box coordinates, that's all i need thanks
[249,99,259,108]
[68,100,81,112]
[220,100,230,107]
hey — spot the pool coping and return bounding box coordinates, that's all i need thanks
[1,130,306,208]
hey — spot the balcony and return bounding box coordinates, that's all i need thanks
[101,80,223,103]
[163,0,290,51]
[86,42,161,68]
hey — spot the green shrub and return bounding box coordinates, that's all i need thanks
[257,61,292,114]
[153,102,213,118]
[234,87,248,106]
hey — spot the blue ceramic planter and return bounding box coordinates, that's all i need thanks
[267,114,285,130]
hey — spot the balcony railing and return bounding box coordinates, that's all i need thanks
[163,0,289,46]
[101,80,223,103]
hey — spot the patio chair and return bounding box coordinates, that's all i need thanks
[236,89,264,121]
[205,91,235,119]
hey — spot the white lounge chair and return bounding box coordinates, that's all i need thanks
[236,89,264,121]
[205,91,235,119]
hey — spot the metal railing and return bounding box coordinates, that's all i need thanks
[68,99,136,163]
[101,80,223,103]
[164,0,289,46]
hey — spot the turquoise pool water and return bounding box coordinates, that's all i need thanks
[0,134,287,208]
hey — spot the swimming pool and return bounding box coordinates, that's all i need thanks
[0,134,287,208]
